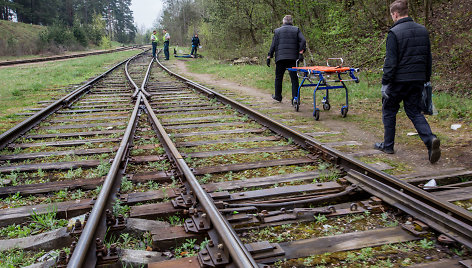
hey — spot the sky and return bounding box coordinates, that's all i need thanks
[130,0,164,31]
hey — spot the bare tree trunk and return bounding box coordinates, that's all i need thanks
[386,0,390,26]
[409,0,417,21]
[424,0,432,27]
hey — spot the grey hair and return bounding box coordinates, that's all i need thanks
[283,15,293,25]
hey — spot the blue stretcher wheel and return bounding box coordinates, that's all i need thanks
[313,109,320,121]
[323,102,331,111]
[293,98,300,112]
[341,106,348,118]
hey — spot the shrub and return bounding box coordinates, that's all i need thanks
[100,36,112,49]
[73,25,88,47]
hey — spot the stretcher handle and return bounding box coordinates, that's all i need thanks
[327,58,343,67]
[296,58,306,68]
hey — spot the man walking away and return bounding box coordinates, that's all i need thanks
[267,15,306,103]
[374,0,440,163]
[190,34,200,57]
[163,29,170,60]
[151,30,158,59]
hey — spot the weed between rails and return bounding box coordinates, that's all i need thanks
[0,205,67,239]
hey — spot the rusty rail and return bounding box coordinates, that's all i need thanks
[155,58,472,249]
[142,93,259,268]
[0,50,146,150]
[0,46,141,67]
[67,53,150,268]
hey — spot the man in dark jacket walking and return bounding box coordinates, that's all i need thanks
[267,15,306,103]
[190,34,200,57]
[374,0,440,163]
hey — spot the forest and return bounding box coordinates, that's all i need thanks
[0,0,470,95]
[0,0,136,46]
[157,0,471,95]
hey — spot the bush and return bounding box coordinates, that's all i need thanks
[88,14,106,45]
[100,36,112,49]
[73,25,88,47]
[42,23,76,46]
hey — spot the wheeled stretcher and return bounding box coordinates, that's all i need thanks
[287,58,360,120]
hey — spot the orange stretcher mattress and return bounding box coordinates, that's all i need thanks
[291,66,352,73]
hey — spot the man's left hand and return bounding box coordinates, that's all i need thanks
[381,84,389,99]
[266,58,270,67]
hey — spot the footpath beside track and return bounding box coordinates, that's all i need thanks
[0,50,471,267]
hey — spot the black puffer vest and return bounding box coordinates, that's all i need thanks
[389,17,431,82]
[269,24,306,62]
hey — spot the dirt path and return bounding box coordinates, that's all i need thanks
[165,59,470,178]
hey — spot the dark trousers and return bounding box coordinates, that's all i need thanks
[274,59,299,100]
[190,45,198,55]
[382,82,434,149]
[152,42,157,58]
[164,41,169,60]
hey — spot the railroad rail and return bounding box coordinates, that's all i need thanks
[0,50,471,267]
[0,46,141,67]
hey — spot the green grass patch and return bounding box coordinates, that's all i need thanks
[0,20,45,57]
[0,49,139,132]
[0,248,47,267]
[184,59,471,153]
[185,58,472,123]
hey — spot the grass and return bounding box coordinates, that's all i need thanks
[0,20,125,60]
[174,238,209,259]
[0,49,140,132]
[0,20,45,57]
[0,205,67,239]
[186,58,472,123]
[0,248,46,268]
[182,57,471,172]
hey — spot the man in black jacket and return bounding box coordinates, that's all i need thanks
[190,34,200,57]
[375,0,440,163]
[267,15,306,103]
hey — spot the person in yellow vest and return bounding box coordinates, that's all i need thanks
[151,30,158,59]
[163,29,170,60]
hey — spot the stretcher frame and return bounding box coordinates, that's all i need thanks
[287,58,360,120]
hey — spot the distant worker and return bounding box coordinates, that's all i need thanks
[190,34,200,57]
[374,0,440,163]
[163,29,170,60]
[267,15,306,103]
[151,30,158,59]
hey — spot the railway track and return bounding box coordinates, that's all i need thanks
[0,46,140,67]
[0,50,471,267]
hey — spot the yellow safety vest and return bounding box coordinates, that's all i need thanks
[151,34,157,43]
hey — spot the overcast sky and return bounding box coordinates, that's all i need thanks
[131,0,164,30]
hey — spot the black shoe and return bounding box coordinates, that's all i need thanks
[428,137,441,164]
[272,94,282,102]
[374,142,394,154]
